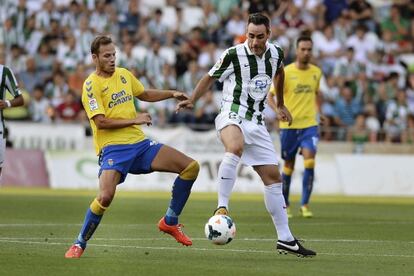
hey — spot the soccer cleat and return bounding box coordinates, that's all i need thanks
[65,244,84,258]
[286,207,293,219]
[277,239,316,258]
[158,217,192,246]
[300,206,313,218]
[213,206,228,216]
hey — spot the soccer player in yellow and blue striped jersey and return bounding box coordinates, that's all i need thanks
[65,35,200,258]
[269,36,322,218]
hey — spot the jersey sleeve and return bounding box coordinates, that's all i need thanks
[316,70,322,92]
[128,70,145,97]
[274,44,284,69]
[208,49,234,82]
[81,78,105,120]
[4,66,21,97]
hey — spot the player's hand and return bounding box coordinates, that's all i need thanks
[172,92,189,101]
[135,113,152,126]
[175,99,195,112]
[0,100,8,110]
[277,105,292,126]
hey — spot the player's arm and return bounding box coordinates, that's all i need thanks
[267,86,278,113]
[0,95,24,110]
[176,74,216,111]
[137,89,188,102]
[92,113,152,129]
[0,66,24,109]
[272,65,292,125]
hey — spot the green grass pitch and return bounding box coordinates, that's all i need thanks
[0,188,413,276]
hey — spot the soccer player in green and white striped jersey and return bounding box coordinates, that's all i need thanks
[177,13,316,257]
[0,62,24,176]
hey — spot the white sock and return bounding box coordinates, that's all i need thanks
[264,183,294,242]
[217,152,240,209]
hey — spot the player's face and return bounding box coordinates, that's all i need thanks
[93,43,116,75]
[296,40,312,64]
[246,23,269,56]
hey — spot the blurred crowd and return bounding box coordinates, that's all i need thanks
[1,0,414,143]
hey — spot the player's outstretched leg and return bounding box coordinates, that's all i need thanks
[216,152,240,213]
[158,160,199,246]
[65,198,107,258]
[300,159,315,218]
[282,165,293,218]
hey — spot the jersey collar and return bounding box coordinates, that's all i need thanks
[244,40,270,60]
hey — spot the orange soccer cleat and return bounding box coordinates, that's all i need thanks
[64,244,84,258]
[158,217,192,246]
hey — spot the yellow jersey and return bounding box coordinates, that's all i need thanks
[82,67,146,154]
[271,63,322,129]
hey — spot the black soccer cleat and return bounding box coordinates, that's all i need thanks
[276,239,316,258]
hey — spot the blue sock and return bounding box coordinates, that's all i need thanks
[164,176,194,225]
[282,173,292,206]
[301,168,314,206]
[75,209,103,249]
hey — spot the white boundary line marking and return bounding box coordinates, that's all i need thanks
[0,239,413,258]
[0,221,413,227]
[0,237,413,244]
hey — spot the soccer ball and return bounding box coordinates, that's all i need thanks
[204,215,236,245]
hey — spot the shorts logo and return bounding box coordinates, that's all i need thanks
[248,74,271,100]
[228,112,242,124]
[149,140,158,146]
[108,159,114,166]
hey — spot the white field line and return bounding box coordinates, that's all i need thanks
[0,237,413,244]
[0,220,413,227]
[0,239,413,258]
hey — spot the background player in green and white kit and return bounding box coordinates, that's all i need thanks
[177,13,315,257]
[0,60,24,176]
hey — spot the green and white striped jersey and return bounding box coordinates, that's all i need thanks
[208,41,284,125]
[0,64,21,137]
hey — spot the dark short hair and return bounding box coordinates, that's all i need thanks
[296,36,313,47]
[90,35,113,55]
[248,13,270,33]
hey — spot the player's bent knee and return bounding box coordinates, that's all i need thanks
[226,146,243,157]
[97,194,114,208]
[304,159,315,169]
[179,160,200,180]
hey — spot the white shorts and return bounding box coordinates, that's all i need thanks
[0,139,5,168]
[215,111,279,166]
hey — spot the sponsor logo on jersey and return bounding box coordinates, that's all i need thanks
[108,90,132,108]
[248,74,271,100]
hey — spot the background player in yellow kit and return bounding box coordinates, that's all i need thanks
[65,35,199,258]
[268,36,322,218]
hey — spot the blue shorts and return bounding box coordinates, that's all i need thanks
[98,139,163,184]
[280,126,319,160]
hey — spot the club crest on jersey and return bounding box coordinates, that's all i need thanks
[248,74,271,100]
[120,75,127,84]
